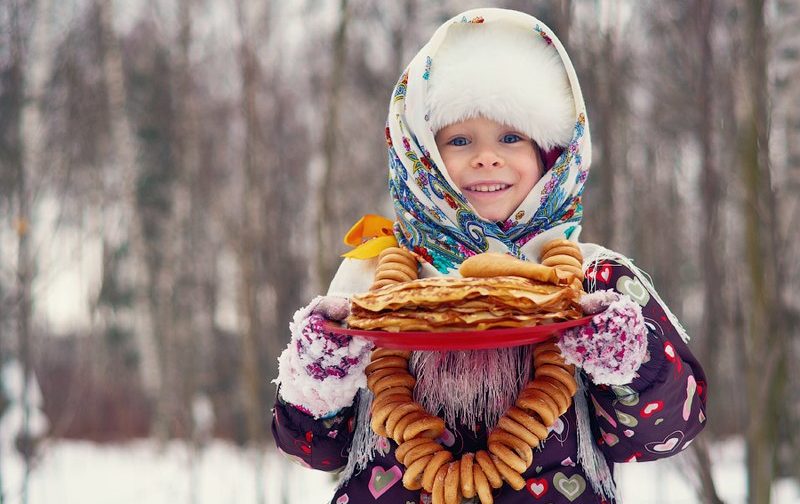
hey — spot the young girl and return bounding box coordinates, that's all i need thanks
[273,8,706,503]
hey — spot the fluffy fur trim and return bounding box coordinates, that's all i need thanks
[426,22,575,150]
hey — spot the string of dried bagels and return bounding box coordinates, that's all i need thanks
[360,241,585,504]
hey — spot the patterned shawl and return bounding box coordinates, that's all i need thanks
[386,8,592,275]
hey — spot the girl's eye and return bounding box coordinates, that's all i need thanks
[502,134,523,143]
[448,136,469,147]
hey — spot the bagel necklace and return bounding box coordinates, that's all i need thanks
[367,344,578,504]
[365,243,583,504]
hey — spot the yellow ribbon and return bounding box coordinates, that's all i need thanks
[341,214,399,259]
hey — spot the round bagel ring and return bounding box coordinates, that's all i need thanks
[487,441,527,474]
[403,415,446,440]
[519,383,562,419]
[534,364,578,396]
[516,391,557,427]
[371,392,413,415]
[533,350,568,367]
[370,397,410,436]
[371,348,413,360]
[378,257,419,275]
[366,367,408,390]
[542,244,583,262]
[432,464,449,504]
[536,352,577,375]
[539,374,575,397]
[372,372,416,395]
[496,416,540,447]
[505,406,549,440]
[472,464,494,504]
[365,356,410,374]
[373,385,412,401]
[391,410,428,441]
[489,429,533,466]
[460,452,475,499]
[540,239,577,257]
[401,440,442,467]
[394,437,431,464]
[474,450,503,489]
[385,402,424,439]
[402,453,434,491]
[489,453,526,491]
[376,260,417,279]
[525,379,570,415]
[444,461,462,504]
[542,254,582,270]
[533,341,561,357]
[375,268,415,283]
[378,246,413,261]
[422,450,454,493]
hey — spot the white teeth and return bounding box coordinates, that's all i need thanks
[468,184,509,192]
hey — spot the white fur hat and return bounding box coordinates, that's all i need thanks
[426,22,575,151]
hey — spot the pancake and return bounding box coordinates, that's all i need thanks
[347,275,582,332]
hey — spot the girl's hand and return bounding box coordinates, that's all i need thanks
[292,296,370,381]
[556,290,648,385]
[277,296,372,418]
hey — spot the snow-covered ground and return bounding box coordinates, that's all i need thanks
[1,437,798,504]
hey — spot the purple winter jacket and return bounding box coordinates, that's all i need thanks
[271,261,708,503]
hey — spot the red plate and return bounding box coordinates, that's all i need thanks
[324,316,594,350]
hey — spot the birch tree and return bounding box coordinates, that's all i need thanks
[97,0,172,440]
[9,0,37,498]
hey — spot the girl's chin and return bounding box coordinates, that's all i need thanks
[464,196,514,222]
[473,208,513,222]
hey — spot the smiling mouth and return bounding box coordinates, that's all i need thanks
[465,183,511,193]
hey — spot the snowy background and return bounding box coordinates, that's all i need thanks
[1,438,799,503]
[1,0,799,502]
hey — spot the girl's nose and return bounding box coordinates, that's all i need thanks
[471,148,503,169]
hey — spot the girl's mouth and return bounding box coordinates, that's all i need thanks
[465,183,511,193]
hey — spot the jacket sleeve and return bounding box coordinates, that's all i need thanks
[583,261,708,463]
[271,389,358,472]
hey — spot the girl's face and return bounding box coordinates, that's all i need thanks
[435,116,543,222]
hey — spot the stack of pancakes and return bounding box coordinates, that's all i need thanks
[347,251,583,332]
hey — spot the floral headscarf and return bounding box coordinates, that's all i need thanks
[386,8,592,275]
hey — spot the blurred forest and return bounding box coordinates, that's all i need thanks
[0,0,798,502]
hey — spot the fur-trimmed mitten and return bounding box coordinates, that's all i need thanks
[556,290,648,385]
[276,296,373,418]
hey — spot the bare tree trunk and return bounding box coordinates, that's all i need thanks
[583,2,624,247]
[692,1,724,500]
[235,7,267,504]
[690,435,725,504]
[697,0,723,364]
[236,0,264,451]
[15,127,32,504]
[171,0,199,443]
[97,0,163,438]
[316,0,350,292]
[740,1,786,502]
